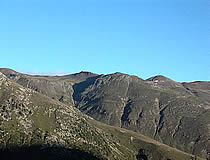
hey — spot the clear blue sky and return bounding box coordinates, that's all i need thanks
[0,0,209,82]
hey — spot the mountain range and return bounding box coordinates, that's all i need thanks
[0,68,209,160]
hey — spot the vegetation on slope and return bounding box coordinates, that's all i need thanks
[0,68,209,159]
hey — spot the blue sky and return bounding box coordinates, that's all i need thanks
[0,0,209,82]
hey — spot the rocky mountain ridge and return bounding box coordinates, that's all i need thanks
[0,68,209,159]
[0,72,128,159]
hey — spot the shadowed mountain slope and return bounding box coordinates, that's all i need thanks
[0,68,209,159]
[0,71,204,159]
[0,146,102,160]
[0,68,99,106]
[0,72,129,160]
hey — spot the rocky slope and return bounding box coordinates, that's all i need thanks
[0,68,209,159]
[0,68,99,106]
[1,71,203,160]
[182,81,210,103]
[74,73,210,158]
[0,72,129,160]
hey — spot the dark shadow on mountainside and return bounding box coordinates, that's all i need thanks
[0,145,103,160]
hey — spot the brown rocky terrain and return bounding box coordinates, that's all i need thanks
[0,68,209,159]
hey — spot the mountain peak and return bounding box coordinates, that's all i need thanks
[146,75,183,88]
[146,75,173,81]
[73,71,98,76]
